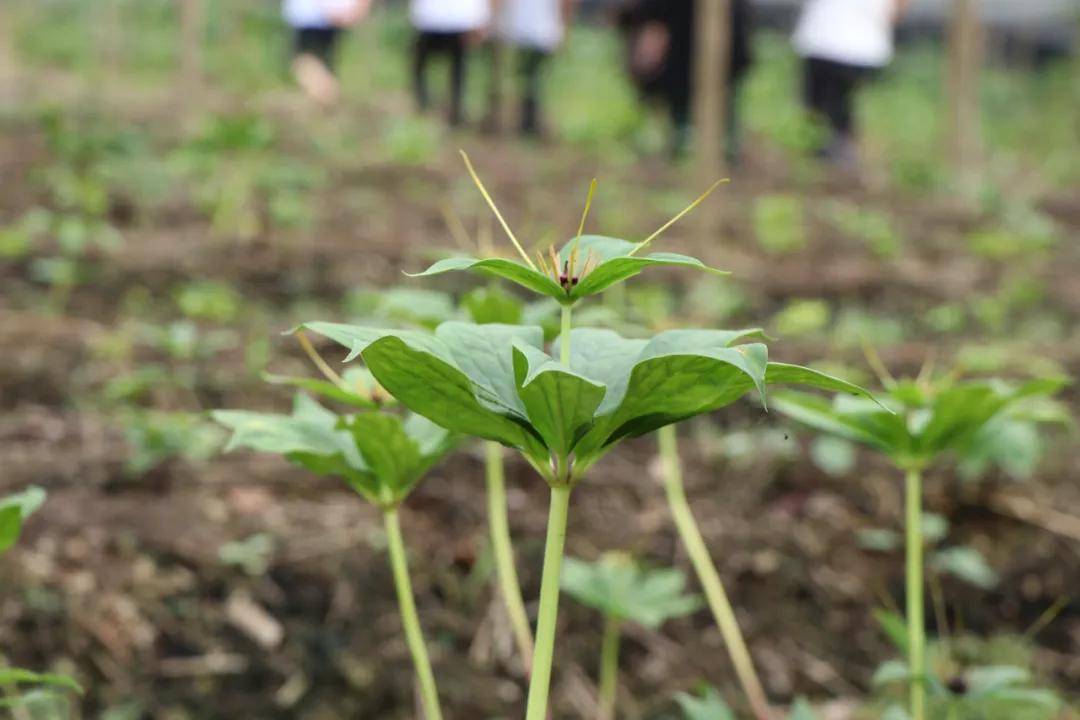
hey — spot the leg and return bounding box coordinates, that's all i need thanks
[803,57,834,154]
[414,31,433,112]
[447,32,467,126]
[668,91,692,159]
[293,28,339,105]
[519,48,548,136]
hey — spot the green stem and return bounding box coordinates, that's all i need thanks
[597,614,621,720]
[560,304,572,365]
[484,440,535,673]
[384,508,444,720]
[906,468,926,720]
[525,484,572,720]
[658,425,773,720]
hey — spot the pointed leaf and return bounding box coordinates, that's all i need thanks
[339,413,420,501]
[408,257,565,300]
[302,325,548,463]
[0,669,83,694]
[765,362,884,404]
[435,322,542,417]
[771,391,904,453]
[0,507,22,554]
[512,343,606,458]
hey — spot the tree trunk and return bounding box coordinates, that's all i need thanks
[946,0,983,179]
[694,0,731,233]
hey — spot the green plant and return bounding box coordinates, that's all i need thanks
[561,553,701,719]
[676,687,821,720]
[298,160,878,720]
[1,487,85,712]
[772,370,1068,720]
[754,194,806,254]
[871,622,1063,720]
[213,385,456,720]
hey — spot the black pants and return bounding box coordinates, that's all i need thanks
[518,48,549,135]
[802,56,872,140]
[294,27,340,71]
[414,31,468,126]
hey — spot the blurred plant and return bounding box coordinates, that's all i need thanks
[871,618,1064,720]
[773,363,1069,720]
[824,200,903,260]
[0,487,84,712]
[561,553,700,720]
[214,365,457,720]
[174,280,242,323]
[219,533,275,576]
[122,410,225,477]
[676,687,821,720]
[772,299,830,338]
[754,194,806,254]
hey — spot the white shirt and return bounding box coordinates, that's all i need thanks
[283,0,357,28]
[792,0,896,68]
[410,0,491,33]
[497,0,564,51]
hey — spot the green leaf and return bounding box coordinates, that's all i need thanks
[408,257,565,300]
[787,698,820,720]
[561,554,701,628]
[0,507,22,554]
[587,340,768,453]
[931,546,999,589]
[873,609,909,654]
[0,668,83,694]
[0,486,47,554]
[212,395,379,501]
[771,391,908,456]
[561,235,728,300]
[675,686,735,720]
[300,322,547,463]
[339,413,421,501]
[872,659,911,686]
[511,343,606,459]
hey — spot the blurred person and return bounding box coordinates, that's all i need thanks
[283,0,372,105]
[411,0,492,126]
[618,0,754,161]
[495,0,575,137]
[792,0,910,168]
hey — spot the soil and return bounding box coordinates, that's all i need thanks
[1,82,1078,720]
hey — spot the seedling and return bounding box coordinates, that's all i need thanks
[871,621,1063,720]
[772,367,1069,720]
[560,553,701,720]
[299,161,880,720]
[1,487,85,712]
[213,389,456,720]
[676,687,821,720]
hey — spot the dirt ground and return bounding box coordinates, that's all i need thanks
[1,75,1079,720]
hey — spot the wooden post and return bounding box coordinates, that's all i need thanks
[694,0,731,233]
[946,0,983,180]
[180,0,204,101]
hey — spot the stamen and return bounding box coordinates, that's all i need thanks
[459,150,537,270]
[630,178,729,256]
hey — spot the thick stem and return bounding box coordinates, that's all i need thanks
[658,425,773,720]
[560,305,572,365]
[484,440,535,672]
[525,485,572,720]
[384,509,444,720]
[906,469,926,720]
[597,614,621,720]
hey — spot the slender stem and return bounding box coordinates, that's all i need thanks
[658,425,773,720]
[384,508,444,720]
[597,614,621,720]
[525,485,572,720]
[295,330,346,387]
[560,305,572,365]
[906,469,926,720]
[484,440,535,673]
